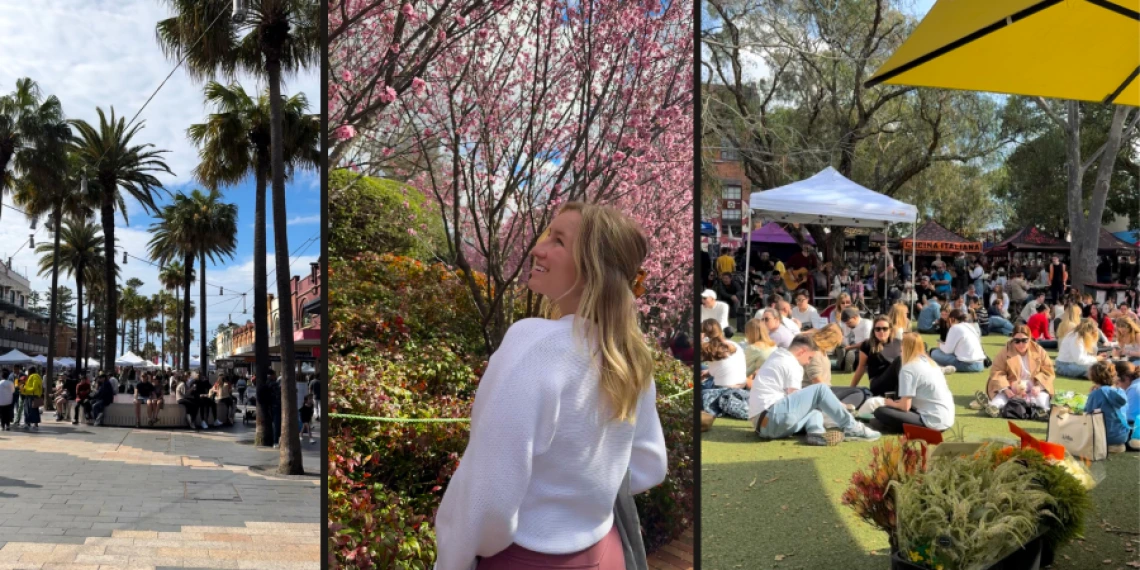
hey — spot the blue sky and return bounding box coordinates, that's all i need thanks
[0,0,320,356]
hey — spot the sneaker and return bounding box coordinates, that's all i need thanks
[200,421,208,429]
[1129,439,1140,451]
[71,420,78,425]
[186,414,195,428]
[844,423,881,442]
[985,404,1002,418]
[971,391,989,410]
[1108,444,1126,454]
[941,365,958,375]
[804,433,829,446]
[844,404,857,414]
[307,438,314,444]
[93,414,103,426]
[823,428,845,446]
[213,420,222,427]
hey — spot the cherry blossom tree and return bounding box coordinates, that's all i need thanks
[333,0,693,349]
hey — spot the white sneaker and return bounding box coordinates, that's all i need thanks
[213,420,222,427]
[941,365,957,375]
[844,422,881,442]
[200,421,208,429]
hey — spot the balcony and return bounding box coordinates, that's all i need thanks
[0,327,49,353]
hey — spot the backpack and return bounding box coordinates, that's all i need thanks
[1001,398,1033,420]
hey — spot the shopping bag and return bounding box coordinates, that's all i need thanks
[1046,407,1107,461]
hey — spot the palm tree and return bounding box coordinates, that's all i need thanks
[35,219,106,377]
[12,100,90,399]
[157,0,317,475]
[158,264,188,369]
[123,278,145,353]
[71,107,171,372]
[152,289,176,369]
[188,81,318,447]
[1,78,65,217]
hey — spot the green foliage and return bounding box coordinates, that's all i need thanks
[329,170,446,261]
[1006,448,1093,550]
[895,444,1054,570]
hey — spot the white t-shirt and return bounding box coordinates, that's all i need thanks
[768,325,795,348]
[840,318,873,347]
[898,356,955,431]
[989,293,1010,316]
[701,302,730,329]
[790,305,820,328]
[707,345,748,387]
[0,379,13,407]
[434,316,667,570]
[1057,333,1099,365]
[782,316,801,332]
[748,349,803,426]
[939,323,986,363]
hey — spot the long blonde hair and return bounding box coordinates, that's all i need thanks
[544,202,653,422]
[1074,319,1099,353]
[1115,316,1140,347]
[812,323,843,353]
[1056,304,1083,340]
[901,332,928,365]
[887,303,909,338]
[745,318,775,348]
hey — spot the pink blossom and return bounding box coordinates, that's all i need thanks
[455,15,467,27]
[412,77,427,96]
[401,3,415,18]
[341,70,353,82]
[380,86,397,103]
[407,228,417,236]
[334,125,356,141]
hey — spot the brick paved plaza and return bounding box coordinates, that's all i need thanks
[0,409,320,569]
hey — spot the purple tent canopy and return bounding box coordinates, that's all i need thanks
[750,222,815,245]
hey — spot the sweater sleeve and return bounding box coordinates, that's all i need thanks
[629,381,667,494]
[434,322,560,570]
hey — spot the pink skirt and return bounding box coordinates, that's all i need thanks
[476,525,625,570]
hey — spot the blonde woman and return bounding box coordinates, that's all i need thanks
[886,303,909,340]
[742,318,777,378]
[975,324,1055,420]
[806,323,868,409]
[435,203,667,570]
[873,333,956,433]
[1114,317,1140,364]
[1056,319,1105,379]
[701,319,752,421]
[1055,303,1083,340]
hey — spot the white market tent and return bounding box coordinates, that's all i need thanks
[0,350,36,365]
[31,355,48,364]
[115,352,147,367]
[745,167,919,308]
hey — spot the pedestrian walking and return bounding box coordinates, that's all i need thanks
[22,366,43,430]
[0,370,15,431]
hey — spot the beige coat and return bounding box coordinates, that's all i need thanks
[986,341,1056,400]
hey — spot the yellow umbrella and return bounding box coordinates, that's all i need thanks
[865,0,1139,106]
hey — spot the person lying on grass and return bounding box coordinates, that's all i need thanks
[972,325,1055,420]
[872,332,956,434]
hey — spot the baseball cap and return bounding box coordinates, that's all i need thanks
[701,289,717,299]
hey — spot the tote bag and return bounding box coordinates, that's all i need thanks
[1046,407,1107,461]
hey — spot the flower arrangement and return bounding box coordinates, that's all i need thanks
[841,437,929,548]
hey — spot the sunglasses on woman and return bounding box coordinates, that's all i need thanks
[1012,338,1030,344]
[873,327,890,332]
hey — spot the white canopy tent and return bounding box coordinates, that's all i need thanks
[745,167,920,311]
[115,352,147,367]
[31,354,48,365]
[0,350,36,366]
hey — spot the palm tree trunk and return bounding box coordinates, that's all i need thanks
[183,255,193,372]
[199,251,207,380]
[254,167,271,447]
[45,207,62,409]
[76,274,84,375]
[161,305,166,371]
[268,57,302,475]
[101,195,117,372]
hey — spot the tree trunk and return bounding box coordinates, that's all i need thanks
[183,255,193,372]
[254,167,271,447]
[199,251,208,381]
[100,194,117,372]
[45,206,62,408]
[269,56,303,475]
[76,275,84,376]
[160,306,165,371]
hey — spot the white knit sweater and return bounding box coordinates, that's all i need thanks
[434,315,668,570]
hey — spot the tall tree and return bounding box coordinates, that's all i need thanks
[35,219,106,376]
[71,108,171,371]
[1,78,64,218]
[149,200,198,372]
[158,0,318,474]
[158,264,189,369]
[188,81,319,447]
[152,289,177,369]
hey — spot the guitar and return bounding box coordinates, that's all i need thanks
[779,266,810,290]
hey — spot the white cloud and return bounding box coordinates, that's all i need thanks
[0,0,319,188]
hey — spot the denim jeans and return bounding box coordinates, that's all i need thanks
[974,280,984,297]
[989,316,1015,336]
[1038,339,1058,349]
[1055,361,1091,379]
[757,384,857,438]
[930,349,985,372]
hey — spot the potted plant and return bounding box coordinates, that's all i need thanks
[841,438,930,555]
[893,444,1055,570]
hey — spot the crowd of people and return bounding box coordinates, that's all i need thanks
[0,365,322,445]
[695,244,1140,453]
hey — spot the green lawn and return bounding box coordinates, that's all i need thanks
[701,333,1140,570]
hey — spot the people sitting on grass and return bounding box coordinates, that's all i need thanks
[917,294,943,334]
[887,303,910,341]
[1028,303,1058,349]
[1085,361,1130,454]
[1085,303,1115,343]
[760,307,795,348]
[791,292,820,331]
[1055,303,1083,341]
[1114,317,1140,364]
[972,325,1055,420]
[1056,319,1105,379]
[967,297,990,336]
[748,334,881,446]
[989,283,1011,319]
[850,315,904,397]
[837,308,872,373]
[701,319,752,421]
[806,324,868,410]
[778,299,801,332]
[742,318,778,378]
[1020,292,1048,324]
[931,309,987,374]
[1114,362,1140,451]
[701,289,733,337]
[134,373,160,428]
[987,298,1016,336]
[871,333,955,434]
[826,292,853,325]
